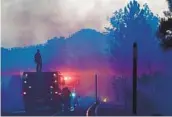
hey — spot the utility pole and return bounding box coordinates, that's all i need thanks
[95,74,98,103]
[132,42,138,115]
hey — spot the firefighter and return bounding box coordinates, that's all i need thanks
[34,49,42,72]
[61,87,71,111]
[76,95,80,107]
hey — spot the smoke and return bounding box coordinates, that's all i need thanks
[1,0,168,48]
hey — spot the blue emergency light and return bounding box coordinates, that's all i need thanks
[71,92,76,97]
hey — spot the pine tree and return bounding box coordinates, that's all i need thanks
[106,0,159,75]
[166,0,172,12]
[157,0,172,49]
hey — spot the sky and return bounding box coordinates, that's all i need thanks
[1,0,168,48]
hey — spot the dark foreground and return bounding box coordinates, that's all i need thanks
[1,103,163,116]
[1,106,89,116]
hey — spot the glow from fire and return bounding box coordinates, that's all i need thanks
[103,98,107,102]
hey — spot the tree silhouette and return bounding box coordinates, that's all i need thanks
[157,0,172,49]
[106,0,159,75]
[157,18,172,49]
[107,0,162,114]
[1,29,108,73]
[166,0,172,12]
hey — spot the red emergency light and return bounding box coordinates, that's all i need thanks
[64,77,68,80]
[64,76,71,81]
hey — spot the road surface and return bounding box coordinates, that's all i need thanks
[2,104,93,116]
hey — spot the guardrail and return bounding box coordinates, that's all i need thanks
[95,102,101,116]
[86,103,96,116]
[86,102,100,116]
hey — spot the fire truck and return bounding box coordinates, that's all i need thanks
[22,72,64,112]
[21,72,79,112]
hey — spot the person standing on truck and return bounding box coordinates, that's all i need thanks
[34,49,42,72]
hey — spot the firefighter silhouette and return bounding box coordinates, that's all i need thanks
[61,87,71,111]
[34,49,42,72]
